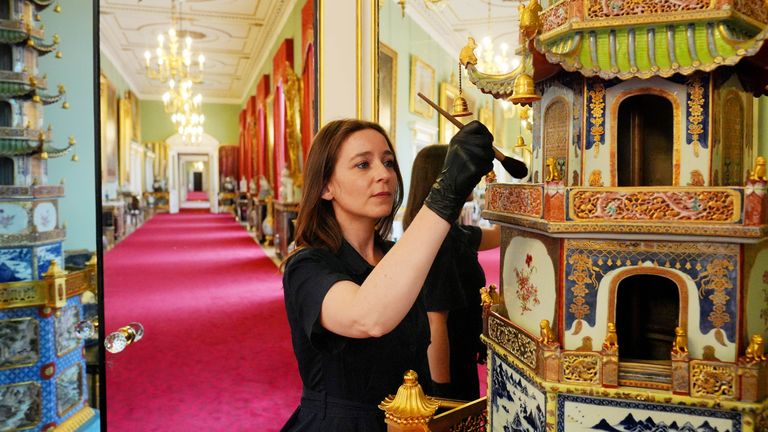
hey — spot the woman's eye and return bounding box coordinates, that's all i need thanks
[383,159,396,168]
[355,161,370,169]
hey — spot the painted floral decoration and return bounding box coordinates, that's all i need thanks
[514,254,540,314]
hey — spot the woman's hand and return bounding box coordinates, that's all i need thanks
[425,121,494,223]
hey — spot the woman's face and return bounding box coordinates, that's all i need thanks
[322,128,397,226]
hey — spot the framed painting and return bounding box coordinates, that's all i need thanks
[100,73,118,183]
[409,55,435,119]
[438,82,460,144]
[378,42,397,147]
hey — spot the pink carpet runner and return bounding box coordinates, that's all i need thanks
[186,191,209,201]
[104,212,300,431]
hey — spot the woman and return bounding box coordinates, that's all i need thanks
[404,144,500,401]
[281,119,494,431]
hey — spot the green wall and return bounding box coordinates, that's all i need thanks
[100,52,132,96]
[246,0,305,100]
[140,100,240,145]
[40,1,97,251]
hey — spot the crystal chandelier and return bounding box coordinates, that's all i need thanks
[475,1,519,75]
[144,0,205,143]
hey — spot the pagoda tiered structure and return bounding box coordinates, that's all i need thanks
[0,1,97,431]
[465,0,768,429]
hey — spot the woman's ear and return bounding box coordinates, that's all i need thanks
[321,185,333,201]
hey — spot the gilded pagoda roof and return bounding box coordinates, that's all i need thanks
[0,20,58,54]
[464,0,768,96]
[0,126,72,158]
[535,0,767,79]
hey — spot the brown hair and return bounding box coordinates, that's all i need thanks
[402,144,447,230]
[283,119,403,264]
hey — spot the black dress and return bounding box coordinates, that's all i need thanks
[281,239,431,432]
[420,224,485,401]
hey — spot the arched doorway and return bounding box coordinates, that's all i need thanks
[616,95,674,186]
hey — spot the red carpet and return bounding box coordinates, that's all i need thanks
[477,247,501,397]
[104,213,300,431]
[186,191,208,201]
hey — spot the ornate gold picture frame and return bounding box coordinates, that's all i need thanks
[378,43,397,147]
[100,72,118,183]
[409,55,435,119]
[438,81,459,144]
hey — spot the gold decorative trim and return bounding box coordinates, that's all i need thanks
[484,322,768,413]
[0,266,96,310]
[568,189,741,223]
[687,76,705,158]
[488,314,538,370]
[55,406,96,432]
[561,351,601,384]
[0,185,64,197]
[0,228,66,247]
[690,360,738,399]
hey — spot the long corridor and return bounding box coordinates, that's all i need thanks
[104,212,300,431]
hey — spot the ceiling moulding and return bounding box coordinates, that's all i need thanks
[240,0,298,106]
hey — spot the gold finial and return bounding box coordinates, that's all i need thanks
[53,34,60,44]
[28,76,37,87]
[39,151,48,159]
[62,101,69,109]
[32,95,41,103]
[480,283,499,308]
[519,0,543,41]
[749,156,766,181]
[57,84,66,94]
[397,0,405,17]
[485,170,496,184]
[43,260,66,278]
[54,3,62,13]
[27,38,35,47]
[34,13,41,21]
[68,136,76,146]
[459,37,478,67]
[71,154,78,162]
[379,370,439,428]
[56,51,62,59]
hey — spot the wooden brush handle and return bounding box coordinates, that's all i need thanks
[417,92,507,162]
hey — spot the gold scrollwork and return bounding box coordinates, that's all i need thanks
[567,253,601,334]
[488,315,538,370]
[561,352,601,384]
[569,189,739,223]
[586,0,709,19]
[687,77,705,157]
[588,84,605,157]
[690,361,736,399]
[695,258,735,344]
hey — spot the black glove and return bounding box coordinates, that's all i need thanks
[425,121,494,224]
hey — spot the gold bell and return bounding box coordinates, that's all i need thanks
[452,95,473,118]
[62,101,69,109]
[71,154,78,162]
[508,72,541,105]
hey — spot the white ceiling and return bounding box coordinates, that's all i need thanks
[99,0,520,105]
